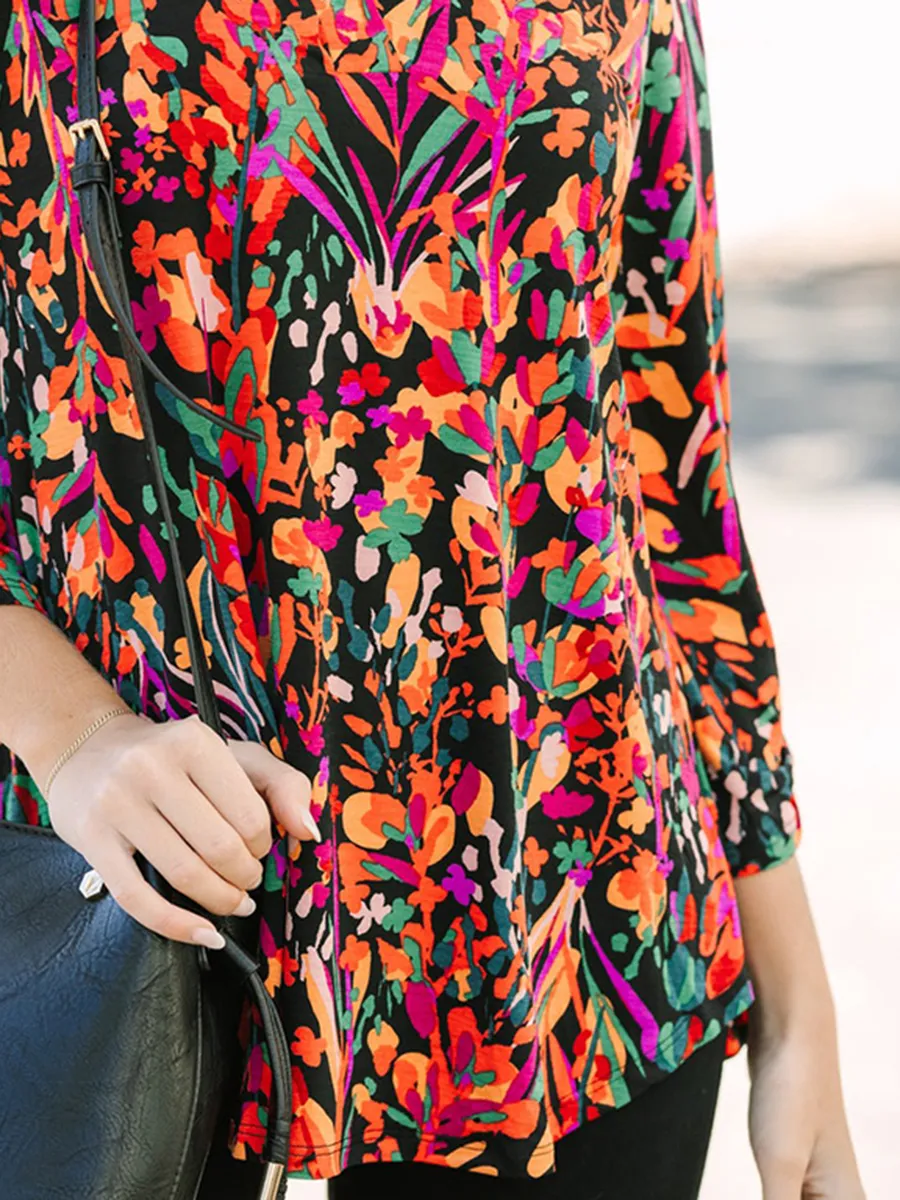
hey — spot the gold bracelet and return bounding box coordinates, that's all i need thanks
[43,706,133,796]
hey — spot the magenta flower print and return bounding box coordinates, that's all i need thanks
[131,286,171,353]
[367,404,392,427]
[542,785,595,820]
[388,405,431,447]
[574,503,613,544]
[297,390,328,425]
[641,185,671,211]
[661,237,690,261]
[354,489,386,517]
[337,376,366,406]
[303,516,343,551]
[441,863,477,904]
[152,176,180,202]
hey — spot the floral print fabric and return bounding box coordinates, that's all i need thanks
[0,0,801,1181]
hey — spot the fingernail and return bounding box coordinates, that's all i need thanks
[304,811,322,842]
[234,894,257,917]
[193,927,226,950]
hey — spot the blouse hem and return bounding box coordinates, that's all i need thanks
[230,984,757,1182]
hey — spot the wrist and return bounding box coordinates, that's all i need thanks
[734,859,837,1048]
[22,694,134,796]
[0,607,135,792]
[747,977,837,1050]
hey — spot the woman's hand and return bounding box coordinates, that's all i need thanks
[735,858,865,1200]
[46,711,320,950]
[747,1016,866,1199]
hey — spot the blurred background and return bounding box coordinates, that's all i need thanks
[699,1,900,1195]
[291,1,900,1195]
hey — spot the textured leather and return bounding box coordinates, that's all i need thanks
[0,823,241,1200]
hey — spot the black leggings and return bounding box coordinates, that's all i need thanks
[200,1035,726,1200]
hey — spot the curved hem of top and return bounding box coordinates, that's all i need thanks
[231,985,755,1182]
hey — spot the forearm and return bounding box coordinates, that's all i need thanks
[0,606,128,793]
[735,856,836,1045]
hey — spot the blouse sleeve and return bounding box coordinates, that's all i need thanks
[0,299,46,613]
[615,0,801,877]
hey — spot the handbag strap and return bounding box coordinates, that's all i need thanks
[71,5,290,1195]
[70,1,257,733]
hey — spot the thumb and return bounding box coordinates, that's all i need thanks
[227,740,321,843]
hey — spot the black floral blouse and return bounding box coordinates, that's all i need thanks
[0,0,800,1181]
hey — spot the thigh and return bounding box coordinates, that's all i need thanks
[549,1034,726,1200]
[328,1036,726,1200]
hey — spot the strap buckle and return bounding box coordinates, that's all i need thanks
[68,117,111,161]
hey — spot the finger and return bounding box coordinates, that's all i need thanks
[117,803,254,918]
[171,716,274,859]
[87,832,227,949]
[228,740,320,841]
[153,775,264,892]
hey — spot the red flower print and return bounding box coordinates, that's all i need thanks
[339,363,391,405]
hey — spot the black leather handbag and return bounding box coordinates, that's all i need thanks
[0,3,292,1198]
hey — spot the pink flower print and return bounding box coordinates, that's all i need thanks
[299,723,325,756]
[303,516,343,551]
[574,503,613,544]
[152,176,180,202]
[120,147,143,174]
[388,405,431,447]
[541,785,594,819]
[297,390,328,426]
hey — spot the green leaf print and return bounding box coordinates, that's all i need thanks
[439,426,492,460]
[450,329,482,386]
[643,47,682,115]
[364,500,423,563]
[662,944,707,1011]
[287,568,323,602]
[152,36,189,68]
[552,838,590,875]
[667,184,697,246]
